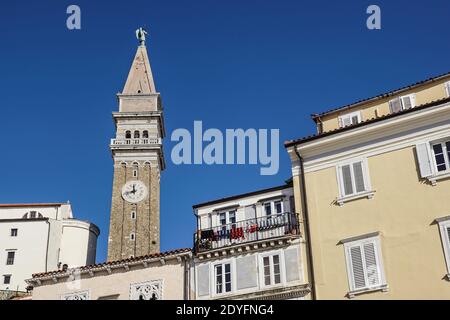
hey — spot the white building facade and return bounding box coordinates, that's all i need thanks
[192,181,311,300]
[0,203,99,294]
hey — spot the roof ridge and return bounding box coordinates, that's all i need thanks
[31,248,192,278]
[312,71,450,120]
[285,96,450,147]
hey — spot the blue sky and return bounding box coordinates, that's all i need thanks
[0,0,449,263]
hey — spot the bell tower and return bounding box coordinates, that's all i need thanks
[107,29,165,261]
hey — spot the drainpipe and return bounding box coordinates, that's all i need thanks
[184,255,190,300]
[294,147,317,300]
[45,219,51,272]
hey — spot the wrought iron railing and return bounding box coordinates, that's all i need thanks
[194,212,299,253]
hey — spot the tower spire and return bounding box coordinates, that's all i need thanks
[122,28,156,95]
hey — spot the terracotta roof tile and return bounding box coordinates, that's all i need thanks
[0,203,67,208]
[31,248,192,279]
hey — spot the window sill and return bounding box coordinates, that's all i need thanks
[347,284,389,299]
[337,190,375,206]
[428,172,450,186]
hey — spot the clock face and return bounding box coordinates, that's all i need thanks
[121,180,147,203]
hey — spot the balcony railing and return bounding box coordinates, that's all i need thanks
[110,138,161,146]
[194,212,299,253]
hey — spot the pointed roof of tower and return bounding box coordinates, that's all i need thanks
[122,43,156,95]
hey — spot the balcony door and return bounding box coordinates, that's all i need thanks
[218,210,236,231]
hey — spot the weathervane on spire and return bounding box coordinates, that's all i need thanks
[136,27,148,46]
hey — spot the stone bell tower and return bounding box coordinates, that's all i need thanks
[107,28,165,261]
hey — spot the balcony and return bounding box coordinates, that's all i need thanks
[110,138,161,146]
[194,212,299,253]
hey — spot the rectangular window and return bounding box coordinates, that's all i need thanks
[219,210,236,231]
[262,254,282,286]
[6,251,15,265]
[437,218,450,276]
[344,235,386,293]
[215,263,232,294]
[432,140,450,173]
[264,200,284,220]
[339,111,362,128]
[10,229,17,237]
[131,211,136,219]
[3,275,11,285]
[389,94,416,113]
[338,160,370,197]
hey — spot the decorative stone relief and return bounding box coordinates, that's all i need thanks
[129,280,163,300]
[61,290,89,300]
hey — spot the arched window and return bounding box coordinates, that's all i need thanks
[134,131,140,139]
[125,131,131,139]
[143,130,149,139]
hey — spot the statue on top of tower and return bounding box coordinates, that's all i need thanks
[136,27,148,46]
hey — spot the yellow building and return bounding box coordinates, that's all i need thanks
[285,72,450,299]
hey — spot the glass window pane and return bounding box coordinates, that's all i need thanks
[275,201,282,214]
[219,213,226,225]
[264,203,272,216]
[229,211,236,224]
[264,275,271,286]
[433,143,443,154]
[274,274,281,284]
[263,257,270,267]
[225,282,231,292]
[225,264,230,273]
[273,255,280,265]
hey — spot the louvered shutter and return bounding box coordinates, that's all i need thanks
[446,226,450,246]
[352,162,366,192]
[415,143,433,178]
[389,98,402,113]
[446,82,450,97]
[351,115,359,125]
[402,96,412,109]
[363,242,380,286]
[341,165,354,196]
[349,245,366,289]
[342,117,352,127]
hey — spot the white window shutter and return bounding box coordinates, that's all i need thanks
[342,117,351,127]
[415,143,433,178]
[445,82,450,97]
[338,117,343,128]
[402,96,412,109]
[349,245,366,289]
[389,98,402,113]
[341,165,354,196]
[410,94,416,108]
[363,242,380,286]
[352,162,366,193]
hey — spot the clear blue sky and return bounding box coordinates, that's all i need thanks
[0,1,449,263]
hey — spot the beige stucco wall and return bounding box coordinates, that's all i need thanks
[32,260,185,300]
[301,146,450,299]
[320,78,450,132]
